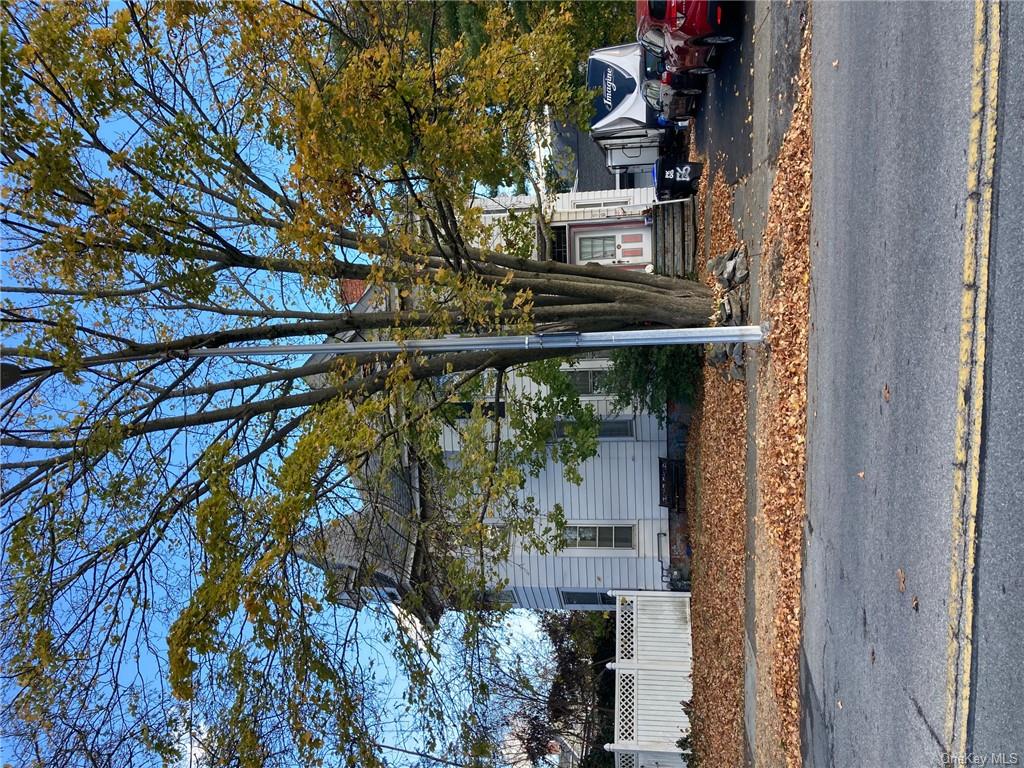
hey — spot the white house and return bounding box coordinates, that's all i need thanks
[456,362,676,612]
[474,186,656,270]
[465,186,687,611]
[300,183,692,618]
[303,357,685,617]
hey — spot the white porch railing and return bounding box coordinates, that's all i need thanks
[604,590,692,768]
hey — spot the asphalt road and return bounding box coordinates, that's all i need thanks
[694,0,806,187]
[802,2,1024,767]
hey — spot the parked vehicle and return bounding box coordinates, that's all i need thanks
[641,79,697,123]
[588,43,666,142]
[636,0,736,75]
[587,43,691,173]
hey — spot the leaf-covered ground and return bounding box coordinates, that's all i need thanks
[686,169,747,768]
[687,19,813,767]
[754,26,813,768]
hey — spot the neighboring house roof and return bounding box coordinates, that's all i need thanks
[300,494,417,593]
[296,458,446,627]
[552,122,618,194]
[296,281,446,626]
[297,449,418,588]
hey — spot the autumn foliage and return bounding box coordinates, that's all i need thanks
[0,2,715,767]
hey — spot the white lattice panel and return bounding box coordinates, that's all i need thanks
[615,671,636,743]
[617,595,635,661]
[615,753,637,768]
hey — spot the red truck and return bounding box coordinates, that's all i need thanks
[636,0,736,76]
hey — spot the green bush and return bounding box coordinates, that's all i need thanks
[676,733,697,768]
[676,700,698,767]
[605,345,703,422]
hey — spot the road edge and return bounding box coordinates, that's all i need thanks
[943,0,1001,756]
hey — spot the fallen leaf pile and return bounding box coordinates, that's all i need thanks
[755,24,814,768]
[685,169,747,768]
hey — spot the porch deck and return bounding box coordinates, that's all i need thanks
[651,196,697,278]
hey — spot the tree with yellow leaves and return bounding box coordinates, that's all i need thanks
[1,2,710,766]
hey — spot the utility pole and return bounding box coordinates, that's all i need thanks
[0,326,764,387]
[158,326,764,359]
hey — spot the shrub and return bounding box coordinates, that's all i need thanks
[676,700,698,767]
[605,345,703,422]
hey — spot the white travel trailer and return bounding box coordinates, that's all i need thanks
[587,43,681,174]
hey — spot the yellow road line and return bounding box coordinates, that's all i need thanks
[943,0,1000,754]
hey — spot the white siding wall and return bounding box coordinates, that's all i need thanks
[518,412,663,525]
[442,367,671,609]
[509,375,669,608]
[498,553,666,611]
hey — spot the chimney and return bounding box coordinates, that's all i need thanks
[340,279,367,306]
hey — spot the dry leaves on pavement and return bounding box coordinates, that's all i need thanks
[755,24,814,768]
[686,168,747,768]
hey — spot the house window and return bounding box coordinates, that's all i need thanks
[551,226,568,263]
[480,589,517,608]
[563,525,635,550]
[560,590,616,607]
[552,418,635,440]
[596,419,634,439]
[565,368,610,396]
[484,523,508,543]
[577,235,616,262]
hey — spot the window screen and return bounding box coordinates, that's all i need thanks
[563,525,635,550]
[560,590,616,606]
[577,235,616,262]
[565,369,611,395]
[577,526,597,547]
[553,418,634,440]
[613,526,634,549]
[597,419,634,438]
